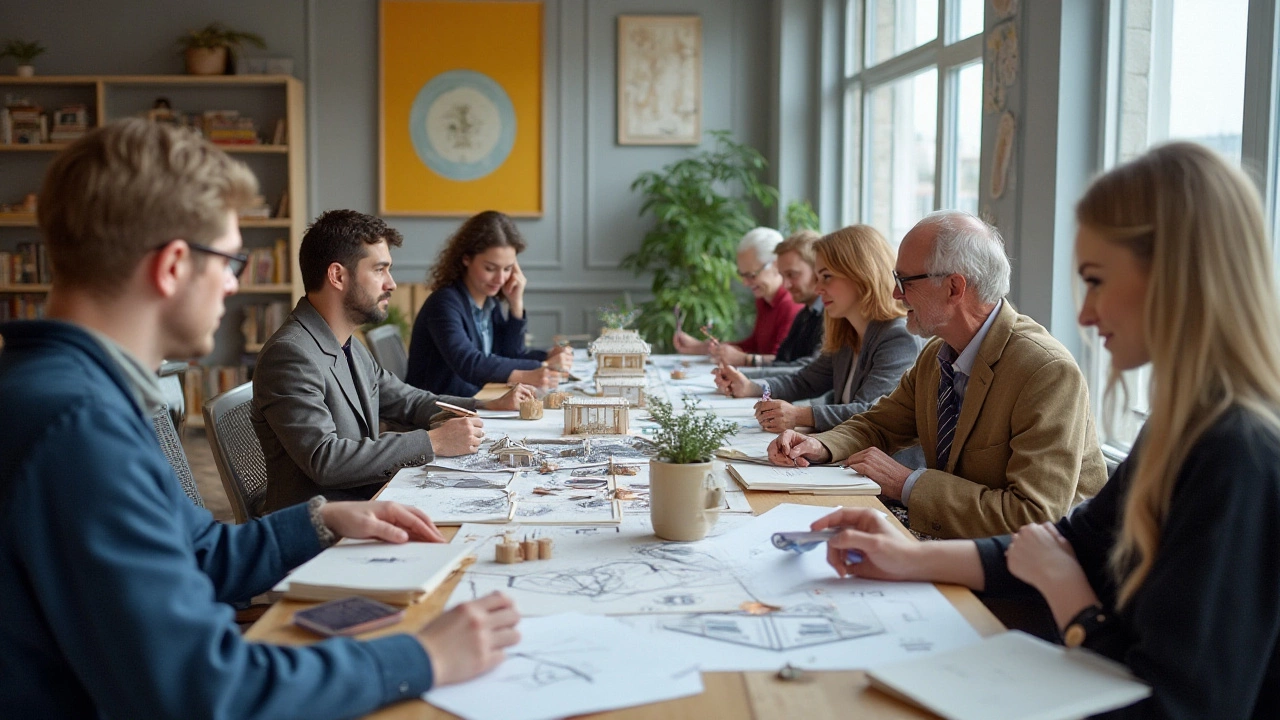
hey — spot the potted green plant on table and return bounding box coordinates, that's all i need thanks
[598,303,641,334]
[177,23,266,76]
[646,396,739,541]
[621,130,778,353]
[2,40,47,77]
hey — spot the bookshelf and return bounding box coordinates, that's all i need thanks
[0,74,307,426]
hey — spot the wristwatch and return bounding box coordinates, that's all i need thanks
[1062,604,1109,648]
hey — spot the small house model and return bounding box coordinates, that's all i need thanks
[563,396,630,435]
[590,330,650,377]
[596,375,647,407]
[489,436,542,468]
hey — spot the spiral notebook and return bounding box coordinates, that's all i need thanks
[276,540,473,605]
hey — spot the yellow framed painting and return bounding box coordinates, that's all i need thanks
[380,0,543,216]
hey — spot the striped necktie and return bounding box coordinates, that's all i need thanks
[936,357,959,468]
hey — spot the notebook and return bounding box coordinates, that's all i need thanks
[867,630,1152,720]
[726,462,880,494]
[277,540,474,605]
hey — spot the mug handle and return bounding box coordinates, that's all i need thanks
[703,485,724,511]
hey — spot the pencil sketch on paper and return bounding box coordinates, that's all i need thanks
[429,435,659,474]
[375,485,514,525]
[617,15,702,145]
[661,599,885,652]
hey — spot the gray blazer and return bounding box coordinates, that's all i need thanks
[252,298,476,513]
[764,317,925,467]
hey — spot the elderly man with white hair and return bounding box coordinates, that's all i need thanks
[673,227,803,363]
[769,211,1107,539]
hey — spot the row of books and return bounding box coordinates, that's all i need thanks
[241,239,292,286]
[1,104,91,145]
[183,363,250,420]
[241,301,289,348]
[0,294,47,321]
[0,243,50,285]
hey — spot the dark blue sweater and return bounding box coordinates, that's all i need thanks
[406,281,547,396]
[0,320,433,719]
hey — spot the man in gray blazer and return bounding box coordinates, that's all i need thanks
[253,210,533,514]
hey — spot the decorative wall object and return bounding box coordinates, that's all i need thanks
[991,111,1017,199]
[983,20,1018,113]
[617,15,702,145]
[380,1,542,216]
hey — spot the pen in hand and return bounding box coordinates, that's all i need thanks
[772,529,864,565]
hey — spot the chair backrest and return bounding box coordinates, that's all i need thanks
[151,404,204,508]
[157,360,188,434]
[202,382,268,524]
[364,324,408,381]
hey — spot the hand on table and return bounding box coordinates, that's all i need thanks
[766,430,832,467]
[842,447,912,501]
[510,366,564,389]
[428,416,485,456]
[712,364,754,397]
[810,507,920,580]
[483,384,536,411]
[755,399,809,433]
[710,342,747,366]
[319,500,446,543]
[418,592,521,687]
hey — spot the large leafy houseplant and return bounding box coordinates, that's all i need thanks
[782,199,820,235]
[646,396,739,464]
[622,131,777,352]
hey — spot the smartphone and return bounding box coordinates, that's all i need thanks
[293,596,405,637]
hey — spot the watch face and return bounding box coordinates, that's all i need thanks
[1063,624,1086,648]
[409,69,517,181]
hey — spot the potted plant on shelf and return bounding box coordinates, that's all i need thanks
[177,23,266,76]
[646,396,739,541]
[2,40,47,77]
[621,130,778,352]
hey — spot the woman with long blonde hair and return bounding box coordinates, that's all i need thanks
[713,225,921,435]
[801,143,1280,717]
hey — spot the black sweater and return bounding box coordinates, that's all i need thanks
[975,406,1280,719]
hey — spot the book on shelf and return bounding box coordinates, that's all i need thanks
[2,242,50,285]
[182,363,250,418]
[203,110,259,145]
[0,294,47,321]
[240,300,289,348]
[274,539,475,605]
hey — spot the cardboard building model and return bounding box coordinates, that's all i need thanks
[596,375,646,407]
[562,396,630,435]
[489,436,543,467]
[590,331,650,377]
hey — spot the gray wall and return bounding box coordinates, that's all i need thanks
[1,0,775,347]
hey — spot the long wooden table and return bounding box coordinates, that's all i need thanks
[247,489,1003,719]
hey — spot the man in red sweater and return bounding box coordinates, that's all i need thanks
[673,227,803,364]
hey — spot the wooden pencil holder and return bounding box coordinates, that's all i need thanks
[537,537,554,559]
[543,391,569,409]
[519,398,544,420]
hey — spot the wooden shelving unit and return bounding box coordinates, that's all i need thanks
[0,74,307,425]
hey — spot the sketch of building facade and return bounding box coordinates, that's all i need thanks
[563,396,630,435]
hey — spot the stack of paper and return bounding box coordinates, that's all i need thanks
[277,540,473,605]
[867,631,1151,720]
[726,463,880,495]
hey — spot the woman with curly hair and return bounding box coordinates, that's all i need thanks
[407,211,572,395]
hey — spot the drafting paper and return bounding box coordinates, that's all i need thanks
[447,515,754,615]
[424,613,703,720]
[508,470,620,524]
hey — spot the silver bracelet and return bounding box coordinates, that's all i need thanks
[307,496,338,547]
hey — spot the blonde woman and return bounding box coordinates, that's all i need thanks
[714,225,921,435]
[802,143,1280,717]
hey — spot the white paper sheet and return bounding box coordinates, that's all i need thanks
[424,613,704,720]
[446,515,755,615]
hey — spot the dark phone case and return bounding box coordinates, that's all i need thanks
[293,596,405,636]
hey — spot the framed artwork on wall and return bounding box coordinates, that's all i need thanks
[380,0,543,216]
[617,15,702,146]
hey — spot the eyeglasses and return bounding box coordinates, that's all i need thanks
[893,271,949,294]
[738,261,773,282]
[153,241,249,279]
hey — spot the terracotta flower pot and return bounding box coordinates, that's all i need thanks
[185,46,228,75]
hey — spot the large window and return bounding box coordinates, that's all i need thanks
[1094,0,1276,451]
[843,0,984,244]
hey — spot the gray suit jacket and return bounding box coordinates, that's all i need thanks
[765,317,924,466]
[252,298,476,513]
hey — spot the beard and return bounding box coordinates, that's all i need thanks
[345,285,390,326]
[904,304,942,338]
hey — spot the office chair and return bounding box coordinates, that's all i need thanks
[364,324,408,381]
[202,383,268,524]
[151,404,205,508]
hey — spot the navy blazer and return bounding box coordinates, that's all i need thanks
[406,281,547,396]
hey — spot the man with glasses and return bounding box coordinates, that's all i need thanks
[673,226,803,366]
[0,120,519,719]
[769,211,1106,539]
